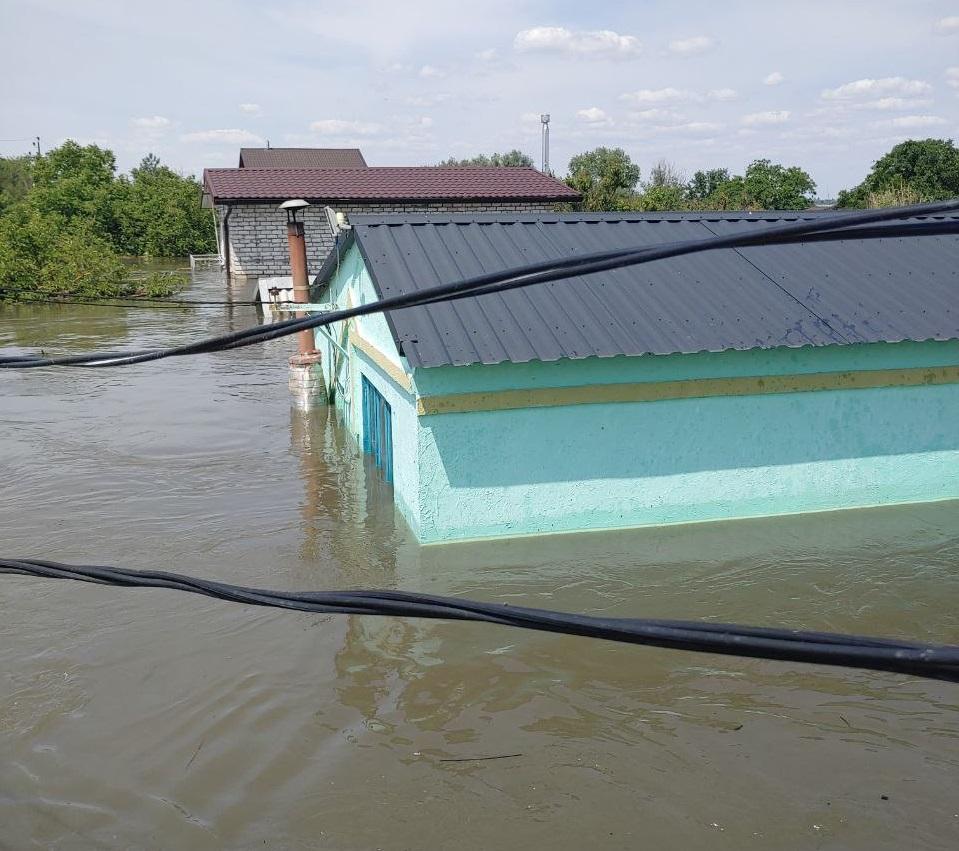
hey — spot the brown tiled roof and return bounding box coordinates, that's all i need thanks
[203,167,580,203]
[238,148,367,168]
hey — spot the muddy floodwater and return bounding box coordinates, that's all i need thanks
[2,268,958,850]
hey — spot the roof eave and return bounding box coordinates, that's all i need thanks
[312,229,358,293]
[206,193,580,205]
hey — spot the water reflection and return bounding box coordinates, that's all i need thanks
[1,266,958,849]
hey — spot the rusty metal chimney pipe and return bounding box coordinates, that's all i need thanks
[286,220,315,356]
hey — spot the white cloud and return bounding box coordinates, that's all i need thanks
[475,48,499,62]
[619,86,734,104]
[576,106,609,123]
[947,67,959,89]
[657,121,722,134]
[781,124,855,141]
[935,16,959,33]
[131,115,170,129]
[619,87,696,104]
[624,109,721,135]
[630,108,685,122]
[882,114,947,128]
[238,103,261,115]
[857,96,932,111]
[419,64,445,78]
[181,128,263,144]
[707,87,738,101]
[763,71,784,86]
[309,119,383,136]
[668,35,714,55]
[821,77,932,100]
[741,110,791,125]
[514,26,641,58]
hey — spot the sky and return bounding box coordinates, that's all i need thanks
[2,0,958,197]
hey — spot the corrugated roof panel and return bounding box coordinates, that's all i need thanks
[335,213,959,369]
[703,217,959,346]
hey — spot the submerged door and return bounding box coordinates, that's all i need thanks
[361,375,393,484]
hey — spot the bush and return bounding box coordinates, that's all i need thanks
[0,206,127,299]
[133,271,189,298]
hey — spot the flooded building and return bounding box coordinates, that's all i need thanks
[311,211,959,543]
[201,154,579,279]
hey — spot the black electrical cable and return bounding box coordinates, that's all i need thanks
[2,200,957,369]
[2,558,957,682]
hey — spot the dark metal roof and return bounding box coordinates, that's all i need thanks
[202,167,580,204]
[238,147,367,168]
[319,212,959,369]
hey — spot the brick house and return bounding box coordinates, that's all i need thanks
[201,162,580,279]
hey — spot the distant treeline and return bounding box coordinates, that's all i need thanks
[0,142,215,300]
[444,138,959,212]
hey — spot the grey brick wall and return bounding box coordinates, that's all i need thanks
[218,200,562,279]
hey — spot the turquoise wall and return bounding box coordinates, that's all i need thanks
[414,342,959,542]
[415,381,959,542]
[318,245,959,544]
[316,246,422,537]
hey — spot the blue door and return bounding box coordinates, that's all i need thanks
[361,375,393,484]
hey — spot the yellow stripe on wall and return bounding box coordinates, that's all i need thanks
[351,332,414,393]
[415,365,959,416]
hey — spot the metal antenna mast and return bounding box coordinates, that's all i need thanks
[540,114,550,173]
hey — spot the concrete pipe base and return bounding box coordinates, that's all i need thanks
[288,351,324,409]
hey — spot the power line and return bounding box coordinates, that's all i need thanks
[3,558,956,682]
[1,200,957,370]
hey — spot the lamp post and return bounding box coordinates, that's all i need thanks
[280,199,323,405]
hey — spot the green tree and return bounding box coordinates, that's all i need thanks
[647,159,685,189]
[739,159,816,210]
[837,139,959,208]
[566,147,640,211]
[686,168,730,202]
[29,140,122,242]
[702,175,748,210]
[139,152,162,173]
[691,160,815,210]
[439,150,534,167]
[635,184,687,211]
[0,155,33,212]
[632,159,689,211]
[114,155,215,256]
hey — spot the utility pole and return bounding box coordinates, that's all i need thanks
[540,114,550,174]
[34,136,41,157]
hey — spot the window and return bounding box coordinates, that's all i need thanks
[361,375,393,484]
